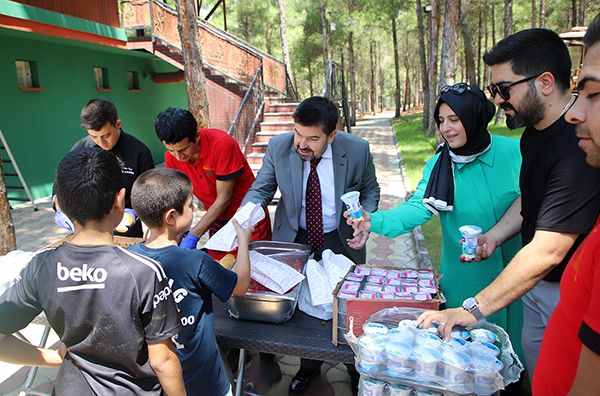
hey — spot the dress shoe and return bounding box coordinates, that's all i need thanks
[288,367,321,395]
[260,353,282,384]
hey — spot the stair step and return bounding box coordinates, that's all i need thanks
[264,112,294,117]
[267,103,299,113]
[254,130,289,143]
[263,114,294,123]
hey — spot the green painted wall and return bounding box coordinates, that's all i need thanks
[0,28,188,202]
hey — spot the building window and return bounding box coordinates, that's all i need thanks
[94,67,110,90]
[127,71,140,90]
[16,60,42,90]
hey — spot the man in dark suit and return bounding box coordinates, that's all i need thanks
[242,96,380,395]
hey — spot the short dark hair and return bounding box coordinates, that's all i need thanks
[483,28,572,93]
[292,96,339,137]
[131,168,193,228]
[55,147,123,226]
[80,99,118,131]
[155,108,198,144]
[584,13,600,48]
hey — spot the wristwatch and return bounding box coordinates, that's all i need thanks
[462,297,486,323]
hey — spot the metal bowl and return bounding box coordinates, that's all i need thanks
[227,241,311,323]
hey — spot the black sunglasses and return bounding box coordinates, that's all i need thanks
[440,83,472,96]
[486,73,543,101]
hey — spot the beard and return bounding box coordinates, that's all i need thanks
[503,86,546,130]
[575,124,600,168]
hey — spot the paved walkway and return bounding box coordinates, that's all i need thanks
[0,111,432,396]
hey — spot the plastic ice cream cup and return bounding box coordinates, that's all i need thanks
[341,191,363,221]
[471,354,500,395]
[412,346,441,377]
[387,383,413,396]
[414,332,442,349]
[363,322,389,336]
[459,225,482,258]
[360,377,386,396]
[441,349,471,385]
[359,335,386,362]
[386,341,414,376]
[469,328,497,343]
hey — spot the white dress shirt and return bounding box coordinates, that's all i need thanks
[299,145,337,233]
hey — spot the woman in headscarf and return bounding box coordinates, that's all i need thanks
[347,83,524,360]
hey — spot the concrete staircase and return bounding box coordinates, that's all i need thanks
[246,97,299,175]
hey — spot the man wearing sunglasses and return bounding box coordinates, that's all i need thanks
[418,28,600,382]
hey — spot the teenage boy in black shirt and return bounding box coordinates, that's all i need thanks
[56,99,155,237]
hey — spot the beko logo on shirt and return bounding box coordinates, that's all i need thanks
[56,262,107,292]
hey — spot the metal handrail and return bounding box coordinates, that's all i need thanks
[322,60,352,134]
[227,62,265,152]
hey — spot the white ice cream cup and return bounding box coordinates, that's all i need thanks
[471,354,501,395]
[360,377,386,396]
[341,191,363,221]
[412,346,441,377]
[459,225,482,258]
[441,349,471,387]
[386,341,414,377]
[387,383,413,396]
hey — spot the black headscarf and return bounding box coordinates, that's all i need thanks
[423,84,496,214]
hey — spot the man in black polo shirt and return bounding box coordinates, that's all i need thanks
[63,99,154,237]
[417,28,600,383]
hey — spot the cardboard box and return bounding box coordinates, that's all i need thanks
[332,265,442,345]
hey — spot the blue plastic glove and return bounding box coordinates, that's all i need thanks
[115,208,137,233]
[54,209,74,231]
[124,209,137,226]
[180,233,200,250]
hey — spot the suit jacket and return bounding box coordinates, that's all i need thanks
[242,131,380,263]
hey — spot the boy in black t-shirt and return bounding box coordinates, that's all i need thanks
[0,148,185,396]
[128,168,253,396]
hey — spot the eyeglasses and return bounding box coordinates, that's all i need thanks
[486,73,543,101]
[440,83,472,96]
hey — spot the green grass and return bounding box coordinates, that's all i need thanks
[393,112,523,269]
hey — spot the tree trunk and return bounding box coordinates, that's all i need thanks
[532,0,537,28]
[320,2,329,76]
[276,0,293,82]
[579,0,585,26]
[416,0,430,129]
[495,0,513,125]
[348,30,357,125]
[477,3,482,87]
[392,19,402,117]
[426,0,440,138]
[461,9,477,87]
[439,0,459,90]
[492,0,496,44]
[176,0,210,127]
[404,55,411,111]
[539,0,546,28]
[484,2,489,85]
[308,61,314,97]
[572,0,577,28]
[504,0,513,37]
[370,41,376,114]
[0,153,16,255]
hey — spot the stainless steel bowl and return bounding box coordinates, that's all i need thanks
[227,241,311,323]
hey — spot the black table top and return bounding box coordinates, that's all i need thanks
[212,296,355,364]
